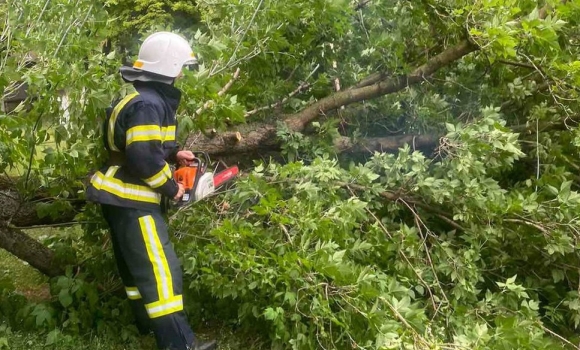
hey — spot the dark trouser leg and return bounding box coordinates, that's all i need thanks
[102,204,152,334]
[101,204,195,350]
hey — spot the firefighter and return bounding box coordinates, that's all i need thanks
[86,32,217,350]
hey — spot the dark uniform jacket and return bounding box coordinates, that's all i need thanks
[86,81,181,210]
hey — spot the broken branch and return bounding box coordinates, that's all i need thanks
[195,68,241,117]
[245,64,320,117]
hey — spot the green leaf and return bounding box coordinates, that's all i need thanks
[552,269,565,283]
[263,307,281,321]
[331,250,346,262]
[59,289,73,308]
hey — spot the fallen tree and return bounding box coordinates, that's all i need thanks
[0,113,572,277]
[185,40,478,156]
[3,1,580,348]
[0,0,573,281]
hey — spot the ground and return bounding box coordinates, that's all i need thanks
[0,229,261,350]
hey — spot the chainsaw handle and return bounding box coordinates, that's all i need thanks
[189,151,210,172]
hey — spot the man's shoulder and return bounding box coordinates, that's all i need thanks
[131,87,164,109]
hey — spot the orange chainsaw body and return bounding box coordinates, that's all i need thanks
[173,166,198,192]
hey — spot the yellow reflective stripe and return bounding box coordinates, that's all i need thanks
[145,295,181,309]
[143,163,171,189]
[161,125,176,142]
[138,216,174,302]
[90,167,161,204]
[126,125,162,145]
[125,287,142,300]
[108,92,139,151]
[145,295,183,318]
[136,215,183,318]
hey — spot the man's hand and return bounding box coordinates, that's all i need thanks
[176,150,195,166]
[174,183,185,201]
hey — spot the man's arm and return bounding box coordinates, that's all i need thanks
[123,103,179,199]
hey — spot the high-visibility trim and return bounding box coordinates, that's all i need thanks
[145,295,183,318]
[125,287,142,300]
[90,166,161,204]
[138,215,174,303]
[161,125,176,142]
[126,125,162,145]
[108,92,140,151]
[143,163,172,189]
[138,216,182,318]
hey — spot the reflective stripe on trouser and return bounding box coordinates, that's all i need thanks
[101,204,196,350]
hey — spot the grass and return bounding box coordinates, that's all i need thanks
[0,229,263,350]
[1,326,261,350]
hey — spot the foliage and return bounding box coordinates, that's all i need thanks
[2,0,580,349]
[0,0,120,203]
[171,109,578,349]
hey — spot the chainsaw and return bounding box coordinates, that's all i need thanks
[173,152,239,207]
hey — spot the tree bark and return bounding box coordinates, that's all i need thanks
[0,223,63,277]
[0,188,74,278]
[335,135,440,154]
[0,189,76,227]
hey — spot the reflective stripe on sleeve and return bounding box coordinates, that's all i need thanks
[161,125,176,142]
[126,125,162,145]
[143,163,172,189]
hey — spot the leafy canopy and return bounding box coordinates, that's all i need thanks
[1,0,580,349]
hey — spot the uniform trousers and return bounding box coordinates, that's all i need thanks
[101,204,195,350]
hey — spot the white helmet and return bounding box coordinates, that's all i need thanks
[132,32,197,78]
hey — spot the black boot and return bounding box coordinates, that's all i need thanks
[191,339,217,350]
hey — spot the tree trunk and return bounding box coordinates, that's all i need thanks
[0,187,76,278]
[335,135,439,154]
[0,189,76,227]
[0,223,63,277]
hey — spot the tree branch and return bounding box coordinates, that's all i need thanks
[334,134,439,154]
[194,68,241,117]
[354,0,372,11]
[348,72,390,90]
[0,223,63,277]
[337,181,465,232]
[245,64,320,118]
[187,40,479,156]
[285,40,478,131]
[497,59,538,70]
[0,189,77,227]
[510,115,580,134]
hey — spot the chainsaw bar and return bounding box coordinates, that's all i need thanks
[213,166,239,188]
